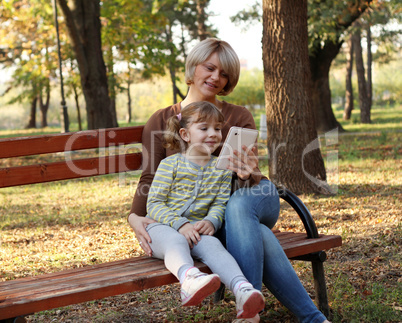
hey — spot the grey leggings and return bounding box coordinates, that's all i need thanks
[146,223,247,292]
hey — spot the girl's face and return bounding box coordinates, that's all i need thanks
[179,115,223,157]
[191,52,229,100]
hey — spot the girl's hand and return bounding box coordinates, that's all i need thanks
[179,223,201,248]
[228,145,258,180]
[194,220,215,235]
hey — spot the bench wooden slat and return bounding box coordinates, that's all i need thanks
[0,258,163,297]
[0,257,161,289]
[282,234,342,259]
[0,232,341,320]
[0,153,142,188]
[0,126,143,159]
[0,257,210,320]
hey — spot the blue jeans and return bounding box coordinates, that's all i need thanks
[224,179,327,323]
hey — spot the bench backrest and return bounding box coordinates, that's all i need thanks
[0,126,144,188]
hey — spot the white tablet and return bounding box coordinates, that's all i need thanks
[216,126,259,170]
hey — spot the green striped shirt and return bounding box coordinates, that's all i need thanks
[146,153,232,231]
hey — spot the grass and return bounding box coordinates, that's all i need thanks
[0,103,401,322]
[334,103,402,133]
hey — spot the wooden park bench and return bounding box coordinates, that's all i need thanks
[0,125,342,322]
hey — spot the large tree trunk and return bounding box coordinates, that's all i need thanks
[344,36,354,120]
[309,41,345,133]
[57,0,113,130]
[262,0,332,195]
[353,22,371,123]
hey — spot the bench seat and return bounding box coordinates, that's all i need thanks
[0,231,341,321]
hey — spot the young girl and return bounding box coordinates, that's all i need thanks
[146,101,265,320]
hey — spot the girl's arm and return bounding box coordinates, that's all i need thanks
[202,170,233,232]
[147,158,190,230]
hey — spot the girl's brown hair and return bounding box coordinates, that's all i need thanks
[164,101,224,151]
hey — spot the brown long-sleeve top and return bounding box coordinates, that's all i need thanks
[130,101,267,216]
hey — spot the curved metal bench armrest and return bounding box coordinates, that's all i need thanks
[277,187,319,238]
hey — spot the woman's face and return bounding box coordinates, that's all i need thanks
[192,52,229,100]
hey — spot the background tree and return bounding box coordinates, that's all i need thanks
[308,0,371,133]
[342,2,401,123]
[343,36,354,120]
[262,0,331,195]
[0,0,56,128]
[353,21,371,123]
[366,21,373,109]
[196,0,210,40]
[232,0,371,133]
[225,68,265,113]
[57,0,114,130]
[103,0,169,124]
[64,57,83,131]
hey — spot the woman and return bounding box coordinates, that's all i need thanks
[128,38,329,323]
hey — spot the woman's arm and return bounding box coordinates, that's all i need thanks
[130,110,168,216]
[127,213,155,256]
[127,108,172,255]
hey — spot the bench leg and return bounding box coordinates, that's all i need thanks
[312,261,330,318]
[213,283,226,303]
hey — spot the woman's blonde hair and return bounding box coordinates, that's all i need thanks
[164,101,224,151]
[185,38,240,96]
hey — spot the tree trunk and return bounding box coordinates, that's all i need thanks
[262,0,332,195]
[126,64,132,124]
[39,95,48,128]
[26,96,37,129]
[196,0,208,40]
[39,82,50,128]
[57,0,113,130]
[353,22,371,123]
[170,67,178,104]
[309,41,345,133]
[343,36,354,120]
[72,84,82,131]
[165,24,178,104]
[106,48,119,128]
[366,24,372,109]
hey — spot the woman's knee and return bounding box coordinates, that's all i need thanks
[226,180,280,227]
[226,188,253,216]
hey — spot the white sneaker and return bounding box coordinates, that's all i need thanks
[181,272,221,306]
[235,283,265,319]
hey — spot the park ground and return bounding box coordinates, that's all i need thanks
[0,104,401,322]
